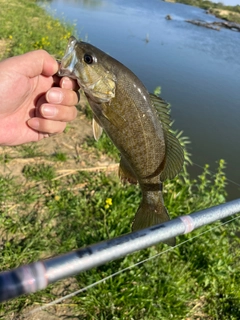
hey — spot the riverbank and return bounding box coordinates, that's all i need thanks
[0,0,74,60]
[164,0,240,23]
[210,7,240,23]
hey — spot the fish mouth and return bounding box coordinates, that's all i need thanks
[57,54,78,79]
[57,36,78,79]
[57,67,77,79]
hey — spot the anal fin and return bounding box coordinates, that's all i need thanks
[119,156,138,185]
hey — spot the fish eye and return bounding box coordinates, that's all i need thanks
[84,54,94,64]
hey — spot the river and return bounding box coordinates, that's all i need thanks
[41,0,240,199]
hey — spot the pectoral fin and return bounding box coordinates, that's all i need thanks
[149,93,184,180]
[101,103,126,129]
[87,98,126,131]
[92,117,103,141]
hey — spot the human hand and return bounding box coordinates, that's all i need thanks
[0,50,79,146]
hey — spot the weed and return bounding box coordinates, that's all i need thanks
[52,152,68,162]
[17,143,41,158]
[22,163,56,181]
[0,153,11,164]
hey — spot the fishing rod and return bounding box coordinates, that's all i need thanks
[1,198,240,303]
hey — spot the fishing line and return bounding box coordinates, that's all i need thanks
[25,212,240,317]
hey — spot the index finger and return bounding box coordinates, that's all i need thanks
[9,50,58,78]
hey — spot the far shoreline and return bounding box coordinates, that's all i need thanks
[163,0,240,24]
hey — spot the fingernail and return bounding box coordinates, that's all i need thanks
[61,77,71,89]
[47,89,63,103]
[41,105,57,118]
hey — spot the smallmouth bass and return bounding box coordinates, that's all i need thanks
[58,36,184,245]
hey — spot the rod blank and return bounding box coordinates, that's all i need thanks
[1,199,240,302]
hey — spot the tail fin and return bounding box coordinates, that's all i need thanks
[132,195,176,247]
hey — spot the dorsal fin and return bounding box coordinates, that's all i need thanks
[149,93,184,180]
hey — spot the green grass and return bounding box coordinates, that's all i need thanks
[22,163,56,180]
[51,151,68,162]
[0,0,75,59]
[1,155,240,319]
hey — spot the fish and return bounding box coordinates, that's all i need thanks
[58,36,184,245]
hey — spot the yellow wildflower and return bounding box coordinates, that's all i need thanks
[105,198,112,209]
